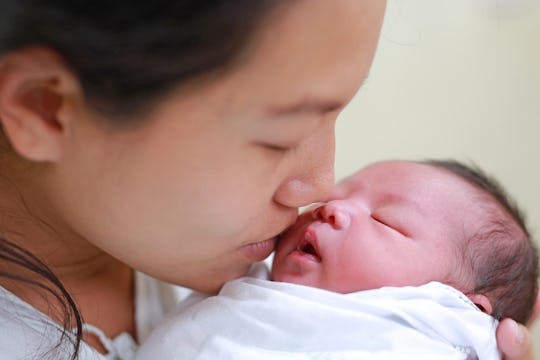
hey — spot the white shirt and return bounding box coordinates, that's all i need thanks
[0,272,188,360]
[137,265,500,360]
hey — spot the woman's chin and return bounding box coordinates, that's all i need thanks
[185,264,253,294]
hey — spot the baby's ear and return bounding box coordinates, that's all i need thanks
[468,293,493,315]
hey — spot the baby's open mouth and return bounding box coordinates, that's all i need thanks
[296,232,321,262]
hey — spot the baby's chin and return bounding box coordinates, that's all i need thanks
[269,259,282,281]
[270,258,316,286]
[270,270,296,284]
[270,236,297,271]
[269,257,290,283]
[271,270,324,290]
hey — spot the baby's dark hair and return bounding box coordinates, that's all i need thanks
[425,159,538,324]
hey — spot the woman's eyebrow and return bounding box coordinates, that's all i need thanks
[265,97,344,117]
[266,74,371,117]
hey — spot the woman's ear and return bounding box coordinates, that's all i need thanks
[0,47,82,162]
[468,293,493,315]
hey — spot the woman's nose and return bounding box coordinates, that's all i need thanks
[273,173,334,209]
[273,121,336,209]
[312,203,350,230]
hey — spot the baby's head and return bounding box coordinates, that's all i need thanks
[271,160,538,324]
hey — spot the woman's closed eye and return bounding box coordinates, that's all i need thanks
[260,143,294,153]
[253,112,322,155]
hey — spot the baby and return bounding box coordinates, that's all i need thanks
[137,160,538,360]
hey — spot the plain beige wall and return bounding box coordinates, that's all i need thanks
[335,0,540,352]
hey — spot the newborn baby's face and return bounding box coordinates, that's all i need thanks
[271,160,476,294]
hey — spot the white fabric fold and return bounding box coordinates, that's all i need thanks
[137,274,500,360]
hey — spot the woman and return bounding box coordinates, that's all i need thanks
[0,1,535,359]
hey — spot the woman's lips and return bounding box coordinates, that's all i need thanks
[241,237,277,262]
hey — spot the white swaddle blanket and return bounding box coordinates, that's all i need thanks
[137,270,500,360]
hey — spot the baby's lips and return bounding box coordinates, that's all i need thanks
[297,226,322,261]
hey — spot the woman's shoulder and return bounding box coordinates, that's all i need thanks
[0,286,74,359]
[0,273,206,359]
[0,285,112,360]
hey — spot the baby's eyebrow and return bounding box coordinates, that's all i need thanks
[378,193,424,215]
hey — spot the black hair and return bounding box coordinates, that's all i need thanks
[0,1,282,119]
[0,1,283,358]
[0,238,82,359]
[425,159,538,324]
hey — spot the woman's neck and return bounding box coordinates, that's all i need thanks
[0,152,136,352]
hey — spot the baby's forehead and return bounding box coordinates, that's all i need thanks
[336,160,480,192]
[332,172,365,198]
[332,161,493,218]
[333,161,438,194]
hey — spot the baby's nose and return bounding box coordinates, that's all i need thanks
[312,203,350,230]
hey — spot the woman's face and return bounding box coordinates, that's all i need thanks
[47,0,386,292]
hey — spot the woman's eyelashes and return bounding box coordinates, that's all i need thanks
[257,141,300,154]
[262,143,293,153]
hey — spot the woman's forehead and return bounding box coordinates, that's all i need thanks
[220,0,385,112]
